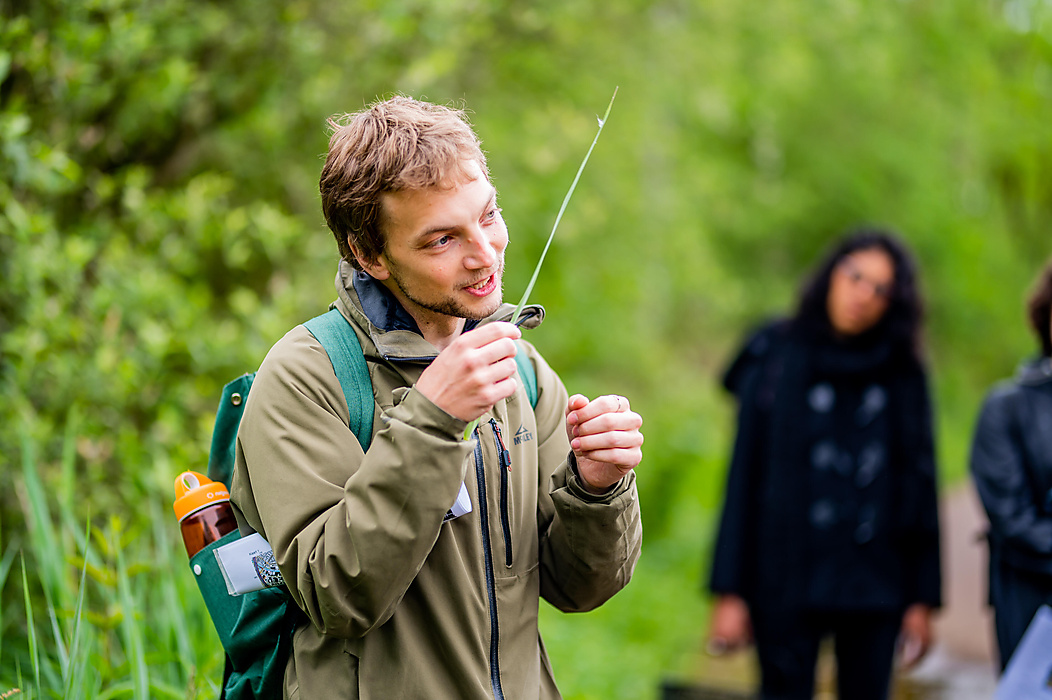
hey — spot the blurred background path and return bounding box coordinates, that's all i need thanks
[903,483,998,699]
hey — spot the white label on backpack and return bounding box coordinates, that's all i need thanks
[443,481,472,522]
[214,532,286,596]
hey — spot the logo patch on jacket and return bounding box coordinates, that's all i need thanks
[514,424,533,446]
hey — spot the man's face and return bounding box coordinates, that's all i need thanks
[359,160,508,329]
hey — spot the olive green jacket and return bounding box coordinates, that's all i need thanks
[231,263,642,699]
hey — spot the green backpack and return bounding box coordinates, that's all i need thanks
[192,308,538,700]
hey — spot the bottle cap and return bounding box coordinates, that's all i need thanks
[173,471,230,522]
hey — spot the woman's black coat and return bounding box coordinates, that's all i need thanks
[708,319,942,614]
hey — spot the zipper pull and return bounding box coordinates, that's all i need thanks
[492,421,512,471]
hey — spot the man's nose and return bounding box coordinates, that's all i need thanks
[465,228,499,268]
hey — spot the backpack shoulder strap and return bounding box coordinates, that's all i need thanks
[514,340,538,409]
[208,372,255,488]
[303,308,374,451]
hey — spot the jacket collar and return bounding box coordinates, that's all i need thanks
[1016,356,1052,386]
[332,259,544,362]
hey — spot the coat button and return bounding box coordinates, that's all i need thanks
[854,521,875,544]
[811,440,838,471]
[855,443,886,488]
[231,393,243,406]
[808,383,835,413]
[810,500,837,529]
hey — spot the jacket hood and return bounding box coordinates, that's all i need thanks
[332,259,544,362]
[1016,356,1052,386]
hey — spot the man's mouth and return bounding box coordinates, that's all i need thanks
[463,274,498,297]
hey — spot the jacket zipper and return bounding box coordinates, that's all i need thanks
[473,426,506,700]
[490,419,513,568]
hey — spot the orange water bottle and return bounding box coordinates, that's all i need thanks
[173,471,238,558]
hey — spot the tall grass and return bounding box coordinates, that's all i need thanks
[4,417,718,700]
[1,425,225,700]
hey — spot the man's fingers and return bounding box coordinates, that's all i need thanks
[570,419,643,468]
[571,426,643,451]
[477,374,519,408]
[565,393,590,417]
[567,394,632,425]
[574,448,641,468]
[477,357,519,387]
[417,322,522,422]
[459,321,521,349]
[570,411,643,438]
[470,336,519,369]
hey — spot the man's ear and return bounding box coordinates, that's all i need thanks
[350,241,390,280]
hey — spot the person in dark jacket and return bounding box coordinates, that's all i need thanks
[707,229,942,700]
[970,259,1052,671]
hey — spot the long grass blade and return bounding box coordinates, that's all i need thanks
[0,529,20,666]
[150,498,195,677]
[63,517,92,700]
[20,425,67,614]
[510,86,618,325]
[60,405,81,517]
[113,520,149,700]
[46,591,70,679]
[15,659,26,700]
[463,88,619,441]
[21,554,41,692]
[0,524,16,588]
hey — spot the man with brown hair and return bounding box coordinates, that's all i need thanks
[231,96,643,698]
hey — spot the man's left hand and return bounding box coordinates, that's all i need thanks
[565,394,643,494]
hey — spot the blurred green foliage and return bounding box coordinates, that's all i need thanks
[2,0,1051,697]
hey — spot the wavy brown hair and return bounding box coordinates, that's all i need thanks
[1027,259,1052,357]
[319,97,488,270]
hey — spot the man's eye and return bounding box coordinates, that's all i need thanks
[484,207,502,221]
[429,235,452,248]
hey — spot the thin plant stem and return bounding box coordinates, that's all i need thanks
[464,88,619,441]
[63,518,92,699]
[114,522,149,700]
[21,555,40,693]
[510,87,618,325]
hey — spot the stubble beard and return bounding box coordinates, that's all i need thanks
[389,263,505,322]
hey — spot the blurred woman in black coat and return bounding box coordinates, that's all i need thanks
[707,229,942,700]
[970,260,1052,670]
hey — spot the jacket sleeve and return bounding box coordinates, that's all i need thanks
[708,408,758,596]
[970,385,1052,559]
[525,344,643,613]
[900,368,942,608]
[707,325,774,597]
[231,327,471,638]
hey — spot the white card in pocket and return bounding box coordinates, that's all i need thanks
[443,481,472,522]
[214,532,286,596]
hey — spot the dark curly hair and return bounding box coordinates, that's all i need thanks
[1026,260,1052,357]
[794,227,925,360]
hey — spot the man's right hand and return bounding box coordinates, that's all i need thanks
[707,594,753,656]
[416,322,522,423]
